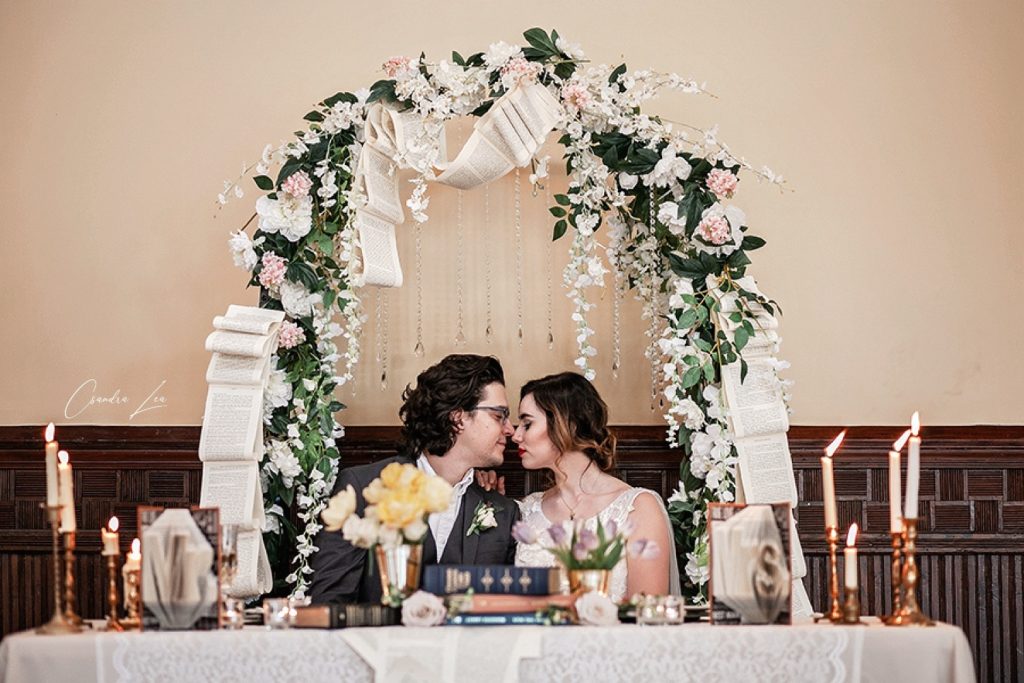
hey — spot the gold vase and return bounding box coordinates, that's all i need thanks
[375,543,423,606]
[568,569,611,596]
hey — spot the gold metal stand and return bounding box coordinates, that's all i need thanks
[121,568,141,629]
[888,518,935,626]
[825,526,842,622]
[36,505,80,634]
[882,531,903,624]
[842,587,864,624]
[104,554,124,632]
[62,531,84,627]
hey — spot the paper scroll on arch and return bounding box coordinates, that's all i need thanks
[351,81,563,287]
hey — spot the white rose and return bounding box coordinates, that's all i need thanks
[403,517,428,543]
[342,515,378,549]
[618,172,637,190]
[401,590,447,627]
[575,592,620,626]
[321,485,356,532]
[228,231,258,270]
[480,508,497,529]
[279,280,314,318]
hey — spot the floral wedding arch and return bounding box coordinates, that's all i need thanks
[222,29,787,600]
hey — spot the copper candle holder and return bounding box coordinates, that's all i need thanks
[121,568,142,629]
[104,554,124,632]
[36,505,80,635]
[888,518,934,626]
[882,530,903,624]
[62,531,84,627]
[842,587,863,624]
[825,525,842,622]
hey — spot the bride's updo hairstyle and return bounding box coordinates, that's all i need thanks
[520,372,617,472]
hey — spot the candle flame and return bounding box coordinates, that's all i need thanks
[846,523,858,547]
[45,423,55,442]
[911,411,920,436]
[824,430,846,458]
[131,538,141,554]
[58,450,69,465]
[894,429,912,452]
[108,516,119,532]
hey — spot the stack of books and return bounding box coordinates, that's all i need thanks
[423,564,572,626]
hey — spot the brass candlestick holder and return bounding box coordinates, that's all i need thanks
[104,554,124,632]
[36,505,80,635]
[121,568,141,629]
[842,587,863,624]
[825,525,842,622]
[62,531,84,627]
[889,518,934,626]
[882,530,903,624]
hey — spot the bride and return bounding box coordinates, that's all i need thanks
[491,372,679,601]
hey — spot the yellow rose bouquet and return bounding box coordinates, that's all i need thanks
[322,462,453,550]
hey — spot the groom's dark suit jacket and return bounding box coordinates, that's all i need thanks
[309,454,519,604]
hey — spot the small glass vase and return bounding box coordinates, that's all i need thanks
[568,568,611,596]
[374,543,423,606]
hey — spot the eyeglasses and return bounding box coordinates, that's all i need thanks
[471,405,511,424]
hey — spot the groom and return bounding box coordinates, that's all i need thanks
[309,354,519,604]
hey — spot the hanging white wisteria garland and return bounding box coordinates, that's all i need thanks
[220,28,788,600]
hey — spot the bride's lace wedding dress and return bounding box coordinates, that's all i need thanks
[515,488,679,602]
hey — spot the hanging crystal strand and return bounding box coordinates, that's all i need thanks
[514,168,524,345]
[373,288,385,391]
[413,221,425,357]
[544,184,554,349]
[454,188,467,346]
[612,269,623,379]
[484,185,493,344]
[380,289,389,391]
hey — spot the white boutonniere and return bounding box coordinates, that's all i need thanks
[467,501,499,536]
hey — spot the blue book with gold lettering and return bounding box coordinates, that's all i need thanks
[422,564,562,596]
[446,612,549,626]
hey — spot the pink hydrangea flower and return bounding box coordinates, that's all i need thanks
[277,320,305,350]
[561,82,591,110]
[382,56,414,78]
[706,169,738,198]
[258,252,287,288]
[697,214,732,245]
[280,171,313,198]
[500,57,540,86]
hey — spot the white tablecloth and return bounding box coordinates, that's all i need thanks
[0,620,975,683]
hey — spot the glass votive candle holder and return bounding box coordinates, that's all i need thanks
[637,595,684,625]
[263,598,296,629]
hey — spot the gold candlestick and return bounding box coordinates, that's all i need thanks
[36,505,80,634]
[825,525,842,622]
[62,531,84,627]
[842,587,863,624]
[882,530,903,624]
[104,554,124,632]
[121,568,142,629]
[889,518,934,626]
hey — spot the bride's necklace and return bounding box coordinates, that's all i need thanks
[557,488,581,521]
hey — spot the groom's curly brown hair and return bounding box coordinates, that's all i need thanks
[399,354,505,457]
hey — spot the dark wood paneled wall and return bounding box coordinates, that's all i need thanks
[1,425,1021,681]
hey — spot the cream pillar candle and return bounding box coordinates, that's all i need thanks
[57,450,76,533]
[44,423,59,507]
[905,412,921,519]
[844,523,859,589]
[124,538,141,571]
[821,431,845,529]
[889,429,912,533]
[101,516,120,556]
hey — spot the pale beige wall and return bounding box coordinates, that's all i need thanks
[1,1,1021,427]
